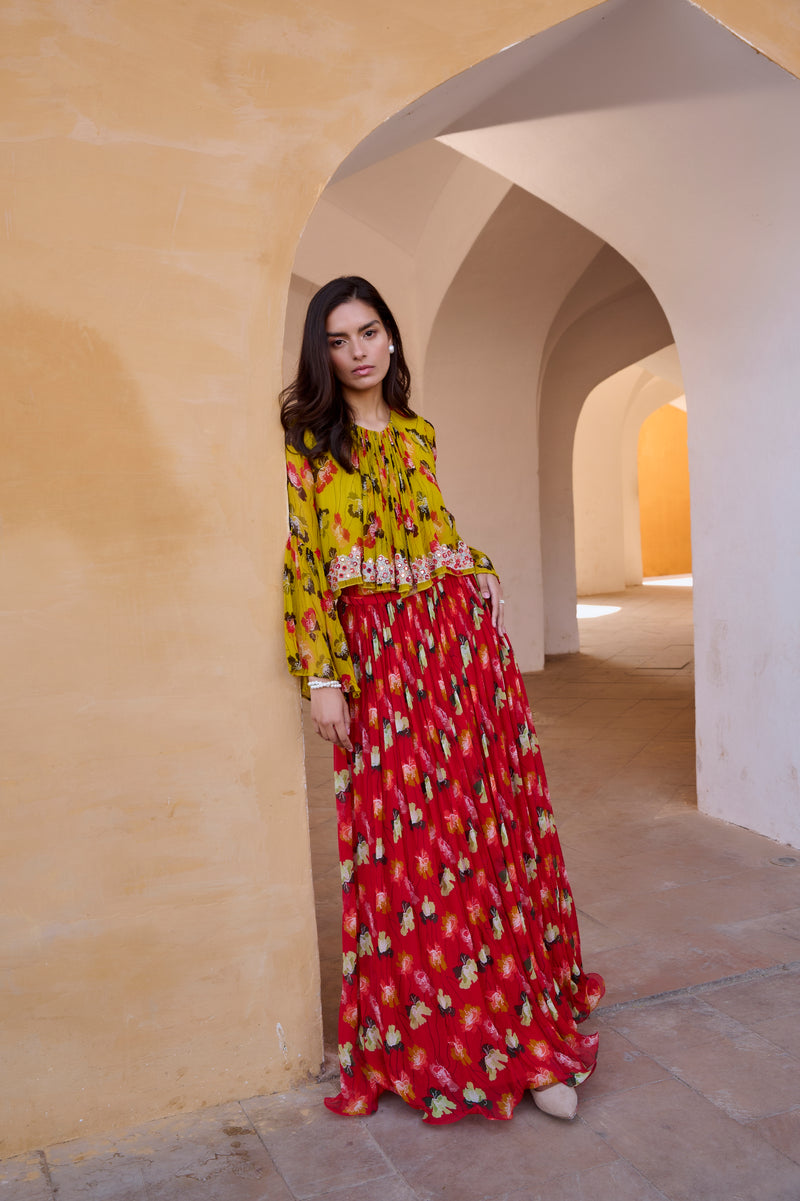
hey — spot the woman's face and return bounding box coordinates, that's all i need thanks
[325,299,392,400]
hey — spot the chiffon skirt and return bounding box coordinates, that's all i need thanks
[326,573,604,1123]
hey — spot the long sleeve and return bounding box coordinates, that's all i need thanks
[283,446,358,697]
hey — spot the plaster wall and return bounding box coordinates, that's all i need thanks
[0,35,324,1160]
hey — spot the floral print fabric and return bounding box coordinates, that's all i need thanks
[283,414,495,696]
[326,574,604,1124]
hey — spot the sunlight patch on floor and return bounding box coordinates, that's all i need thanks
[643,574,693,587]
[576,603,621,619]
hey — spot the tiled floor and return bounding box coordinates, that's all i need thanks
[4,583,800,1200]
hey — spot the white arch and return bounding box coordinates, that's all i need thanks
[287,141,512,387]
[422,187,605,668]
[539,272,673,652]
[573,364,684,595]
[289,0,800,844]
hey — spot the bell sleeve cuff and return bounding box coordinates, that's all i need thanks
[468,547,497,576]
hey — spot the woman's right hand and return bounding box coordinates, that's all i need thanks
[310,685,353,751]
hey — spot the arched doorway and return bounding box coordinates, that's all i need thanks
[572,351,688,595]
[290,0,800,852]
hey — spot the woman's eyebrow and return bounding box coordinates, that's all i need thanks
[327,320,380,338]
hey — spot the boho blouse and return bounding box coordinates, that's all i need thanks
[283,412,495,696]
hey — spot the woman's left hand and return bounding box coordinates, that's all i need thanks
[476,572,505,636]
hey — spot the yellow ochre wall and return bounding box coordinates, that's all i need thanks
[0,0,793,1156]
[638,404,693,578]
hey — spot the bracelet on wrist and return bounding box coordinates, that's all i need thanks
[308,679,342,690]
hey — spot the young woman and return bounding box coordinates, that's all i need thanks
[282,276,603,1124]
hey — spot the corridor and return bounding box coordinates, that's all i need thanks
[4,583,800,1200]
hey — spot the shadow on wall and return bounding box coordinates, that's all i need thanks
[0,304,196,567]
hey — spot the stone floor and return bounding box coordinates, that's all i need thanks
[4,581,800,1200]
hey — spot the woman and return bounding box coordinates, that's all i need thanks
[282,276,603,1124]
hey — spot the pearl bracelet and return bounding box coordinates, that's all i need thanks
[308,679,342,690]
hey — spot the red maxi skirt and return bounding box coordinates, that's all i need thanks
[326,573,604,1124]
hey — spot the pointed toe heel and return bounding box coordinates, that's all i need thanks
[531,1083,578,1120]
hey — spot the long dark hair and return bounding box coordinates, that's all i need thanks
[280,276,414,470]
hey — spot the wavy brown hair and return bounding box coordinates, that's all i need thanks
[280,276,414,470]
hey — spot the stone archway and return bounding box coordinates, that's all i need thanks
[572,365,685,596]
[329,0,800,846]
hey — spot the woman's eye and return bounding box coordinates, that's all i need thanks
[329,339,345,349]
[364,328,376,339]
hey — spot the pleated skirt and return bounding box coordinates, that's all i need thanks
[325,573,604,1123]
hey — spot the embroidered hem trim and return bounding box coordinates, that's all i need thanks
[327,540,476,591]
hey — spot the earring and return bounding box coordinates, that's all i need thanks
[389,344,395,353]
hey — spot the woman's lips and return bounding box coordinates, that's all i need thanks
[352,366,373,376]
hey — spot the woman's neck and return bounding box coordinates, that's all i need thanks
[346,389,390,431]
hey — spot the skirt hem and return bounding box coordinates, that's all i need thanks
[328,573,604,1125]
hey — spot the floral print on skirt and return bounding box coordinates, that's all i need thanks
[326,573,604,1123]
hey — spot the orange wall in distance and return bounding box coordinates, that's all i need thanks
[638,404,692,577]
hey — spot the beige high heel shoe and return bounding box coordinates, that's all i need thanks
[531,1082,578,1120]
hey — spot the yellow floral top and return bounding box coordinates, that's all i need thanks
[283,411,495,696]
